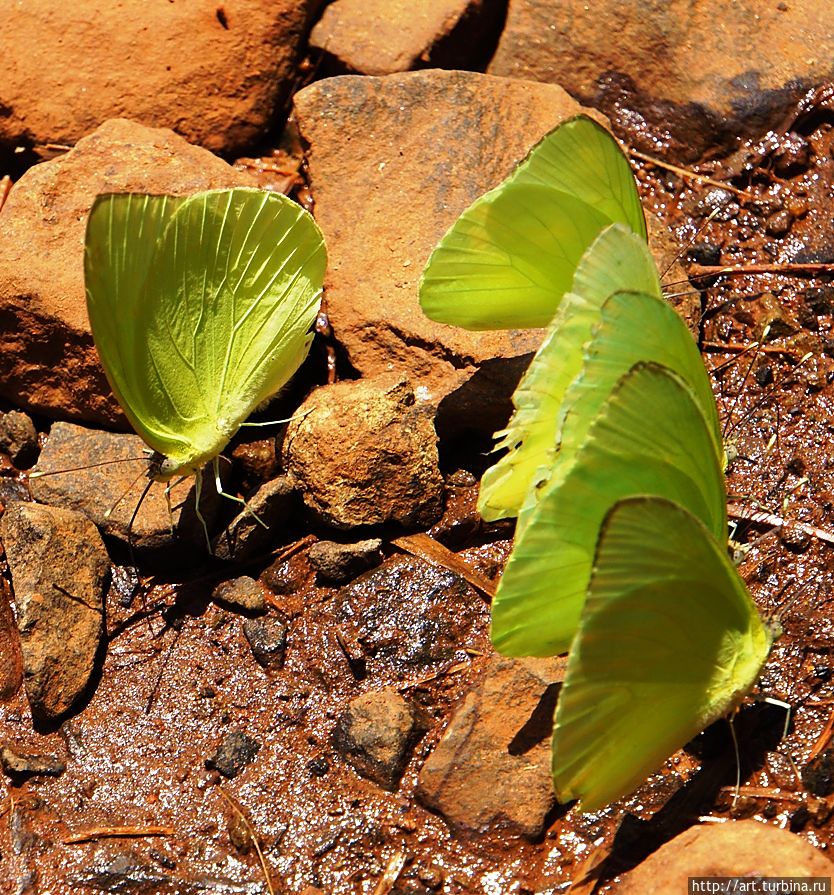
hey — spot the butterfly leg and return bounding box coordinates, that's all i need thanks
[193,469,213,553]
[211,456,268,529]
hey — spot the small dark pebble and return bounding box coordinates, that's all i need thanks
[308,538,383,583]
[754,365,773,387]
[109,565,141,609]
[780,525,811,554]
[786,455,806,476]
[0,411,38,468]
[0,744,66,782]
[212,576,265,614]
[686,242,722,266]
[764,209,793,237]
[242,614,287,670]
[206,730,261,778]
[790,803,811,832]
[308,755,330,777]
[772,131,812,176]
[801,748,834,796]
[805,286,834,316]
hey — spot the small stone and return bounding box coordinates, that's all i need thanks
[417,654,566,839]
[0,411,38,468]
[618,820,833,893]
[802,748,834,796]
[0,744,66,782]
[772,131,812,176]
[765,209,793,237]
[284,376,444,530]
[212,577,265,614]
[242,615,288,671]
[780,524,811,554]
[206,730,261,779]
[308,539,384,583]
[212,476,296,562]
[308,756,330,778]
[0,501,108,720]
[686,242,722,266]
[334,688,425,791]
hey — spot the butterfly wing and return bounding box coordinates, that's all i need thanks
[420,183,611,330]
[510,115,647,241]
[552,496,775,812]
[477,224,661,521]
[420,116,645,332]
[491,363,728,657]
[85,193,189,456]
[553,288,723,492]
[87,188,326,473]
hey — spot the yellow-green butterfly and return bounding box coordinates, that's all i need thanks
[419,116,646,331]
[85,187,326,532]
[491,361,727,658]
[552,496,779,812]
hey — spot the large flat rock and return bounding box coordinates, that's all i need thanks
[294,70,593,430]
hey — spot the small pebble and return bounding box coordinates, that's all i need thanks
[242,614,288,670]
[212,576,265,614]
[0,411,38,468]
[0,744,66,781]
[206,730,261,778]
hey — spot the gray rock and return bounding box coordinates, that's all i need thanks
[211,577,265,614]
[0,744,66,781]
[0,411,38,468]
[283,376,444,530]
[308,538,383,583]
[0,501,109,720]
[29,422,219,554]
[417,654,566,840]
[334,688,425,791]
[206,730,261,779]
[242,615,288,671]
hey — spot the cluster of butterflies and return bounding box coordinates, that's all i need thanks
[420,116,781,812]
[82,116,779,814]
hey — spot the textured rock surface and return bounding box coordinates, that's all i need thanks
[29,422,219,554]
[2,0,322,156]
[417,654,566,839]
[283,376,444,529]
[294,71,593,424]
[334,688,425,790]
[0,501,109,720]
[489,0,834,159]
[308,538,384,583]
[619,820,834,894]
[0,118,255,425]
[212,577,266,614]
[310,0,502,75]
[0,411,38,468]
[212,476,297,562]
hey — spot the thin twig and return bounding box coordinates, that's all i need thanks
[727,503,834,547]
[217,789,275,895]
[64,825,174,844]
[373,851,407,895]
[689,262,834,280]
[391,533,497,599]
[627,147,755,199]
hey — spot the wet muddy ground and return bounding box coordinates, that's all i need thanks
[5,28,834,895]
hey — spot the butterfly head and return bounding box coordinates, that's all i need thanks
[147,451,186,483]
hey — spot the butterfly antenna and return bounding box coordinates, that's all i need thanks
[104,467,149,520]
[127,478,154,570]
[721,325,770,438]
[28,456,149,478]
[211,456,268,530]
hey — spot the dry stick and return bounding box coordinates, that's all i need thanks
[64,825,174,844]
[373,851,407,895]
[689,262,834,280]
[627,147,756,199]
[727,502,834,548]
[390,532,497,599]
[703,341,799,358]
[217,789,275,895]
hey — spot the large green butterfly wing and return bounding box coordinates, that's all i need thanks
[478,225,661,521]
[86,188,326,474]
[549,288,723,501]
[552,496,776,813]
[419,116,646,331]
[510,115,647,241]
[491,363,727,657]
